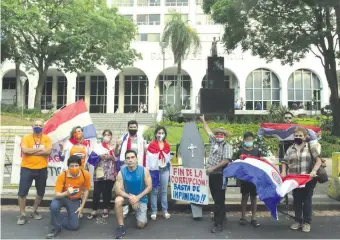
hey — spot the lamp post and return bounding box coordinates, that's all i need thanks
[159,41,168,107]
[19,76,27,118]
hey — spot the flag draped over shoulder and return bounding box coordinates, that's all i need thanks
[146,140,171,188]
[88,142,112,167]
[257,123,321,141]
[223,155,312,220]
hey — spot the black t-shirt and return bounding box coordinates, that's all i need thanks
[233,147,261,160]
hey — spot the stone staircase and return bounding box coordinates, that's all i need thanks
[1,113,156,182]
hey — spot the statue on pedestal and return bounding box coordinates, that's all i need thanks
[210,37,220,57]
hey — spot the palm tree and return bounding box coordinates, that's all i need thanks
[162,12,201,109]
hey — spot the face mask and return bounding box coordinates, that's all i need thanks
[73,132,83,140]
[156,134,165,141]
[215,136,224,143]
[244,141,254,148]
[128,129,137,136]
[294,137,303,145]
[103,136,111,143]
[33,127,43,134]
[69,167,79,176]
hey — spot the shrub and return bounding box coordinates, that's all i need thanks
[162,105,181,122]
[268,105,290,123]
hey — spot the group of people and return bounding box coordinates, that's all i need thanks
[16,111,323,239]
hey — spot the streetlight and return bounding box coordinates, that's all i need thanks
[19,76,27,118]
[159,41,168,107]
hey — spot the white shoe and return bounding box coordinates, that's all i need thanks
[151,213,157,220]
[163,212,171,219]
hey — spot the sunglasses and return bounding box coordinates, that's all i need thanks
[285,117,292,120]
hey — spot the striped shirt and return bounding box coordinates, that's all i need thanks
[282,143,318,174]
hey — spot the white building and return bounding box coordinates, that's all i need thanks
[1,0,340,114]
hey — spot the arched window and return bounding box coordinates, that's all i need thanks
[288,69,321,110]
[245,68,280,110]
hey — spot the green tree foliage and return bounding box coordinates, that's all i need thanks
[1,0,140,108]
[162,12,201,109]
[203,0,340,136]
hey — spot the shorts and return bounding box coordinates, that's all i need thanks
[18,167,48,197]
[124,199,148,224]
[240,180,257,197]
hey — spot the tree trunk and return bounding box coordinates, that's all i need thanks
[34,69,48,109]
[175,60,182,109]
[15,61,21,108]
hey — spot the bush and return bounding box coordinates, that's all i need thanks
[162,105,181,122]
[268,105,290,123]
[1,104,51,120]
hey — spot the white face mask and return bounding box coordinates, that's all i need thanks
[156,134,165,141]
[103,136,111,143]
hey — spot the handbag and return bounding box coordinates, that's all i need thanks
[308,143,328,184]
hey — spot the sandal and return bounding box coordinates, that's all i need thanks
[239,218,247,225]
[251,219,260,227]
[102,212,109,218]
[87,213,97,220]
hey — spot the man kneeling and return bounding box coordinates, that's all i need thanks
[46,155,90,239]
[114,150,152,239]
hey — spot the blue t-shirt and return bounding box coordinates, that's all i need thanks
[121,165,148,204]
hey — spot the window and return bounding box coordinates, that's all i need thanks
[159,75,191,110]
[136,33,160,42]
[41,77,53,110]
[288,69,321,111]
[57,76,67,109]
[137,14,160,25]
[137,0,160,6]
[245,69,280,110]
[2,77,16,90]
[76,76,85,101]
[114,77,119,113]
[196,14,214,25]
[164,14,188,23]
[121,75,148,113]
[165,0,188,6]
[196,0,203,5]
[90,75,107,113]
[112,0,134,7]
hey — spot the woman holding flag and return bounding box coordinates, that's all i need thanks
[59,126,90,171]
[146,126,171,220]
[281,127,322,233]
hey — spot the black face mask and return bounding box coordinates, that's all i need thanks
[128,129,137,136]
[294,137,303,145]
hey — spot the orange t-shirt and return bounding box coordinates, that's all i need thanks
[21,134,52,169]
[69,145,87,169]
[54,169,91,199]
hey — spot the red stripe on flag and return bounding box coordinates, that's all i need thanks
[260,123,321,132]
[283,174,312,185]
[43,100,88,134]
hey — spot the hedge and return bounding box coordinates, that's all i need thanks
[143,119,339,158]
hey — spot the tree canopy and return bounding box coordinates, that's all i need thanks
[1,0,140,108]
[203,0,340,135]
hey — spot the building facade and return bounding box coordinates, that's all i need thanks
[1,0,340,113]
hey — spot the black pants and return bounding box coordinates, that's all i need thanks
[209,173,226,226]
[92,180,114,210]
[292,179,317,224]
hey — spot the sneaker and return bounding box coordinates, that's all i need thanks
[46,229,61,239]
[302,223,311,232]
[290,222,302,230]
[163,212,171,219]
[17,215,26,225]
[115,225,126,239]
[211,224,223,233]
[30,211,43,220]
[151,213,157,220]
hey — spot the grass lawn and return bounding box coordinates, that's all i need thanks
[1,114,34,126]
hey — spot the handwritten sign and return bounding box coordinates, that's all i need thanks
[170,166,209,205]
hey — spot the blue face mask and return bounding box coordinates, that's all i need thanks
[244,141,253,148]
[33,127,43,134]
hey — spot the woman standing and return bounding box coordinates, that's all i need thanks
[146,126,171,220]
[281,127,322,233]
[60,126,90,170]
[87,130,116,219]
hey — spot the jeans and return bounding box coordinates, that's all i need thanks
[209,173,226,226]
[151,167,170,213]
[50,198,80,231]
[293,179,317,224]
[92,180,114,210]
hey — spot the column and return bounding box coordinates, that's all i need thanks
[65,72,77,104]
[52,75,57,110]
[106,70,116,113]
[0,71,3,102]
[85,75,91,109]
[118,72,124,113]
